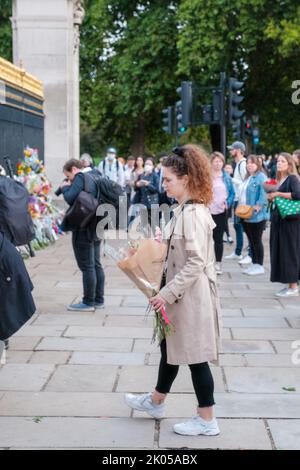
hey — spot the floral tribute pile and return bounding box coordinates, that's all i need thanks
[16,146,64,251]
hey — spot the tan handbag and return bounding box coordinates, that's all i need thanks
[235,204,254,219]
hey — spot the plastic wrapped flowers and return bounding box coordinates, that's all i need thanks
[16,146,64,251]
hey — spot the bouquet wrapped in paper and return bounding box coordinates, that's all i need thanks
[117,238,166,298]
[105,232,174,343]
[263,179,278,193]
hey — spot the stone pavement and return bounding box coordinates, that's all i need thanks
[0,227,300,450]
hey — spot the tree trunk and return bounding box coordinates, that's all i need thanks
[131,116,145,156]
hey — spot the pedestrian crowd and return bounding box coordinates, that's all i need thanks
[1,142,300,439]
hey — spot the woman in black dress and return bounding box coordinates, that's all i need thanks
[267,153,300,297]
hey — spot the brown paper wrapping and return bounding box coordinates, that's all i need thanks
[117,239,167,298]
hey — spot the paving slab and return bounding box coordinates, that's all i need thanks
[70,352,146,366]
[29,351,71,364]
[272,341,298,354]
[222,339,274,354]
[242,308,300,317]
[267,419,300,450]
[0,392,130,417]
[72,295,124,307]
[0,417,155,449]
[231,328,300,341]
[0,364,54,391]
[217,308,242,317]
[5,351,32,364]
[32,313,106,326]
[13,326,65,337]
[104,315,155,328]
[288,318,300,328]
[45,365,118,392]
[132,339,161,354]
[97,306,147,316]
[222,317,288,328]
[64,326,153,339]
[8,337,42,351]
[122,297,149,307]
[245,354,297,367]
[221,298,282,309]
[36,337,133,352]
[230,289,279,298]
[116,365,225,393]
[224,366,300,393]
[159,418,272,449]
[214,393,300,419]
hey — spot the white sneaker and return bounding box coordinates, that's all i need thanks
[239,255,252,265]
[173,416,220,436]
[244,264,265,276]
[242,266,254,275]
[224,252,243,260]
[276,288,299,298]
[215,263,223,275]
[124,393,165,419]
[275,288,288,297]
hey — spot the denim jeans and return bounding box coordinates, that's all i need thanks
[233,201,244,256]
[72,230,105,306]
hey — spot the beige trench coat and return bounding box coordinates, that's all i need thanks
[159,202,222,365]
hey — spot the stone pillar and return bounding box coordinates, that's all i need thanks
[11,0,84,190]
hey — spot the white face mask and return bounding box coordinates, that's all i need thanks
[107,153,116,161]
[144,164,153,174]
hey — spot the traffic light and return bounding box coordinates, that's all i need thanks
[252,127,260,145]
[228,77,245,125]
[244,118,252,137]
[162,106,174,134]
[202,104,213,124]
[232,118,242,139]
[176,81,193,132]
[175,101,186,133]
[212,88,224,123]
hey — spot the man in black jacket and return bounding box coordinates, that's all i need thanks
[59,159,105,312]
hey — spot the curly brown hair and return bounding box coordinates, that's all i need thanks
[162,144,213,205]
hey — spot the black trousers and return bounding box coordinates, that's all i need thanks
[211,212,227,262]
[224,207,232,237]
[155,339,215,408]
[241,220,266,265]
[72,230,105,305]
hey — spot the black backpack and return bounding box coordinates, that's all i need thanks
[93,174,126,230]
[62,173,126,232]
[0,176,35,246]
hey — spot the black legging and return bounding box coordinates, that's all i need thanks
[242,220,266,265]
[155,339,215,408]
[211,211,227,262]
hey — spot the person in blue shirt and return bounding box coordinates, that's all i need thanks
[237,155,268,276]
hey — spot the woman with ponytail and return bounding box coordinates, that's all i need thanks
[125,144,221,437]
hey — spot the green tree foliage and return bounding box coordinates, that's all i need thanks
[1,0,298,156]
[176,0,300,152]
[0,0,12,62]
[80,0,180,158]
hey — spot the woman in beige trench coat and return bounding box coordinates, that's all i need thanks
[125,144,221,437]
